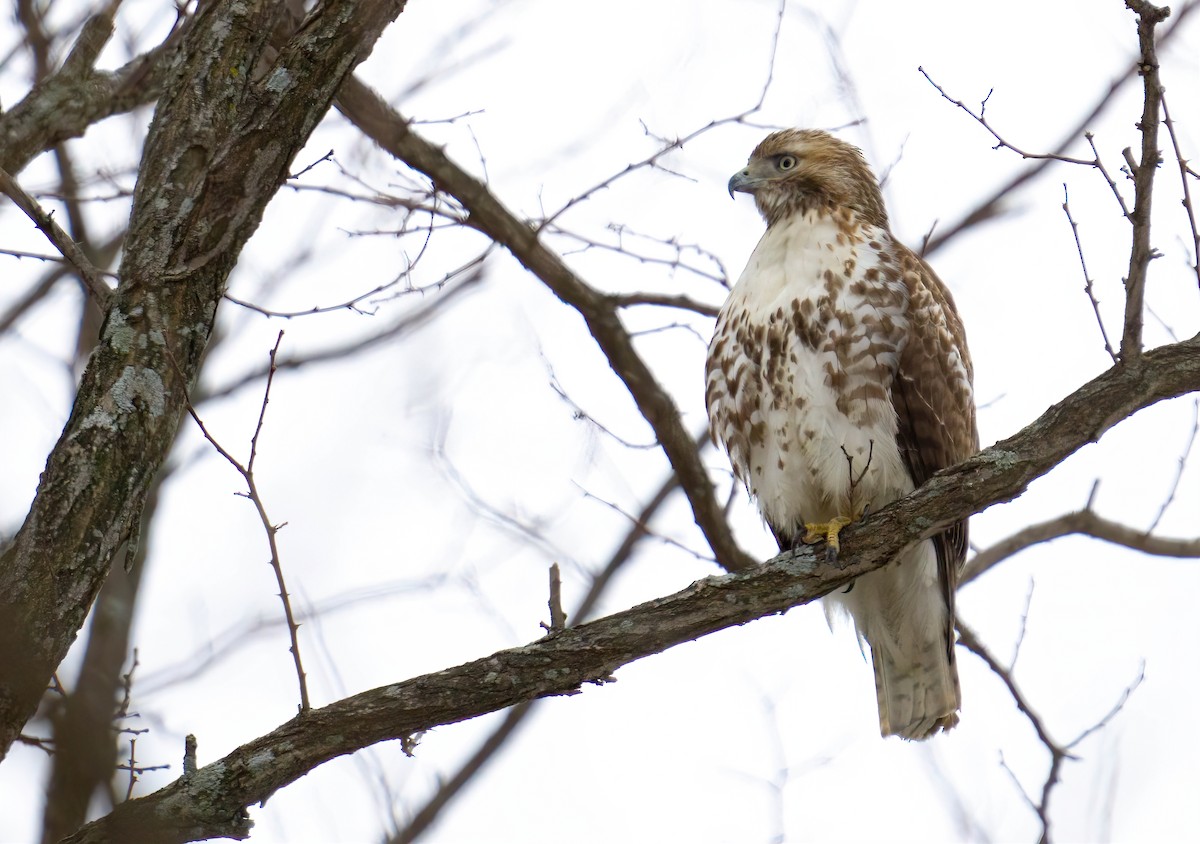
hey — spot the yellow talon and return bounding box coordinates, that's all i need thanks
[802,515,854,559]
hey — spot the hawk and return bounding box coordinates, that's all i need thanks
[706,129,977,739]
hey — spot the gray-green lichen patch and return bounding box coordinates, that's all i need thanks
[185,759,228,792]
[910,515,934,533]
[773,554,817,577]
[80,407,117,432]
[986,449,1019,470]
[111,366,166,417]
[104,309,136,354]
[246,749,276,770]
[265,67,293,93]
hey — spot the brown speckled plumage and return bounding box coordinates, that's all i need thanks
[708,130,978,739]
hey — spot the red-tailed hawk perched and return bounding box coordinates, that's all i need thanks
[706,129,977,739]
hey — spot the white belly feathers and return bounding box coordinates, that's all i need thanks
[706,211,914,537]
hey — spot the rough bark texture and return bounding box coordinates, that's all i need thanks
[0,0,409,761]
[40,484,157,844]
[0,10,180,175]
[63,330,1200,843]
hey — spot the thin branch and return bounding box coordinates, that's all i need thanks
[541,563,566,634]
[334,76,756,573]
[1009,579,1036,672]
[1146,398,1200,532]
[179,333,311,714]
[1065,663,1145,750]
[919,67,1144,242]
[1062,184,1117,362]
[1160,92,1200,290]
[1119,0,1171,360]
[914,2,1200,260]
[912,0,1195,260]
[0,231,122,335]
[959,622,1145,844]
[390,449,692,844]
[555,223,730,287]
[918,69,1095,166]
[534,0,788,231]
[202,265,484,403]
[0,165,113,307]
[963,507,1200,585]
[136,574,454,697]
[1085,132,1135,221]
[544,358,660,451]
[607,292,720,317]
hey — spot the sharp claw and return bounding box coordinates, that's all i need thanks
[802,515,854,560]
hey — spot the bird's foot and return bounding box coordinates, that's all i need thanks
[802,515,854,562]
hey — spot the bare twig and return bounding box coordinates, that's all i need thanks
[544,358,659,450]
[1062,184,1118,362]
[919,67,1147,242]
[182,735,197,777]
[335,77,756,573]
[179,332,311,713]
[556,223,730,287]
[116,650,139,720]
[1146,398,1200,533]
[535,0,788,231]
[1084,132,1134,220]
[1010,579,1036,671]
[542,563,567,633]
[607,292,720,317]
[918,69,1095,166]
[288,149,335,181]
[963,507,1200,585]
[958,623,1144,844]
[390,451,692,844]
[223,266,435,318]
[15,733,56,754]
[0,165,113,307]
[1160,92,1200,290]
[921,0,1199,255]
[136,573,454,696]
[115,734,169,802]
[204,265,484,402]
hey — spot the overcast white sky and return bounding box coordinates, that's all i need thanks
[2,1,1199,841]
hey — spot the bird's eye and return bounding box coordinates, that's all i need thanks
[778,155,797,171]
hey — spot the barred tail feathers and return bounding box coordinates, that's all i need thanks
[825,538,959,740]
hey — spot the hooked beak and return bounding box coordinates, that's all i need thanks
[727,167,765,199]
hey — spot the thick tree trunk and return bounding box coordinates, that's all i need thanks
[0,0,408,762]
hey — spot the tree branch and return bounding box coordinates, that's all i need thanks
[959,622,1145,844]
[332,75,756,574]
[392,444,689,843]
[0,0,410,761]
[1159,91,1200,290]
[64,329,1200,843]
[919,0,1199,257]
[0,9,188,176]
[1119,0,1170,359]
[0,164,113,307]
[963,507,1200,585]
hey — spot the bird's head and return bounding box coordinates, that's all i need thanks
[728,129,888,229]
